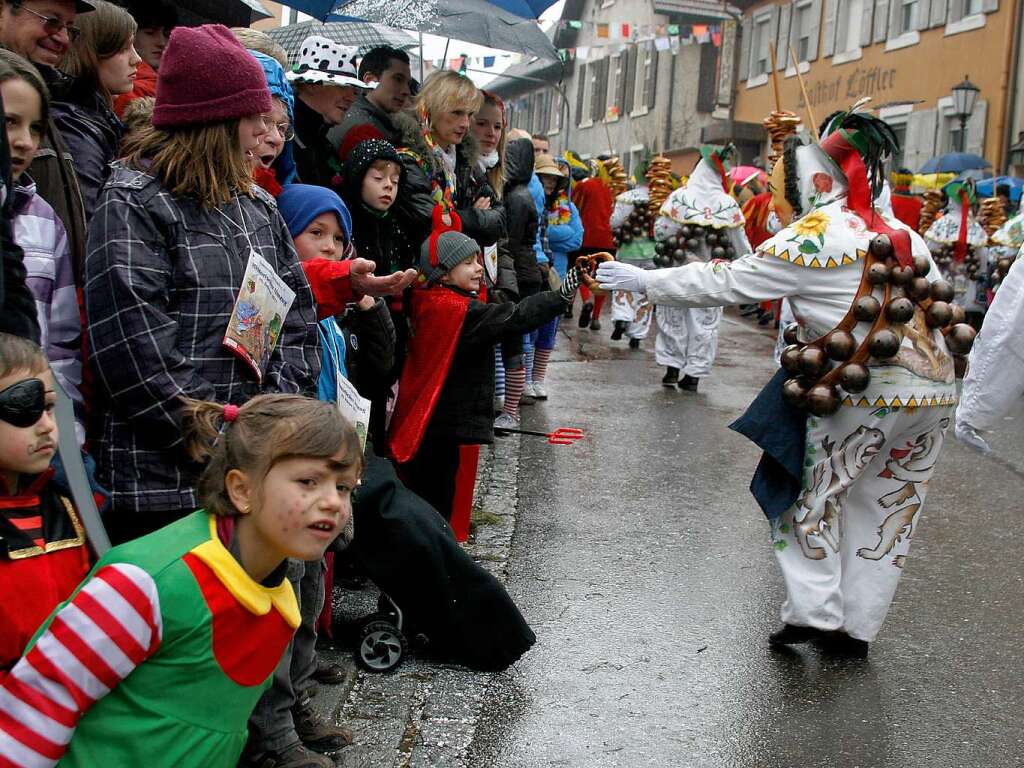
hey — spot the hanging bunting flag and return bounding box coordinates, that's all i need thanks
[596,22,609,38]
[654,36,670,51]
[712,31,721,47]
[449,56,465,71]
[577,45,590,60]
[483,55,496,67]
[621,23,630,38]
[670,36,681,53]
[569,20,583,28]
[667,24,679,35]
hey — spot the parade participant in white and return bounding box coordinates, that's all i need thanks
[599,108,965,655]
[652,148,750,391]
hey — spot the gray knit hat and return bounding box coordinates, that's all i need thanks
[419,231,481,285]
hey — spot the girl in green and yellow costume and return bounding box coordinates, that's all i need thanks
[0,394,363,767]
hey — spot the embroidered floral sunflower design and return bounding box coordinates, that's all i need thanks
[786,210,831,255]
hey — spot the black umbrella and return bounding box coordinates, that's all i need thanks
[166,0,272,26]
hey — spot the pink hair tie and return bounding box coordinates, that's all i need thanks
[223,404,240,423]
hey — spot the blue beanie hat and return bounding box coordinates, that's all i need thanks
[250,50,297,185]
[278,184,353,243]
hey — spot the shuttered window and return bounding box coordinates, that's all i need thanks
[590,57,610,123]
[624,45,638,112]
[575,63,588,125]
[642,46,658,109]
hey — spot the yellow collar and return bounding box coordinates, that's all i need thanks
[189,516,301,629]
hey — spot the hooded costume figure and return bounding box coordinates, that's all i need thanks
[923,180,991,315]
[598,104,974,653]
[649,148,751,388]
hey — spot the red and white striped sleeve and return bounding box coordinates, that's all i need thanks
[0,562,163,768]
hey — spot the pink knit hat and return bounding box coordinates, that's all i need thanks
[153,24,271,129]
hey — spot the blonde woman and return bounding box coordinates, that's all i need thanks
[394,69,505,254]
[84,24,320,544]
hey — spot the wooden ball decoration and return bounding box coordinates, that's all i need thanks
[954,355,969,379]
[890,265,914,286]
[908,276,932,301]
[885,297,916,323]
[868,329,901,359]
[711,246,726,259]
[798,346,830,377]
[925,301,952,328]
[782,377,809,407]
[783,323,801,345]
[997,257,1013,275]
[685,238,700,251]
[806,384,841,416]
[853,295,882,322]
[867,263,891,285]
[825,330,857,361]
[869,234,893,258]
[781,344,802,373]
[945,323,977,355]
[839,363,871,393]
[949,304,967,326]
[912,255,932,277]
[931,280,955,303]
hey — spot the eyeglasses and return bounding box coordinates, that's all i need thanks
[0,378,46,428]
[259,115,294,142]
[17,4,81,42]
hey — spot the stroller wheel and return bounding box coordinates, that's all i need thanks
[356,619,407,673]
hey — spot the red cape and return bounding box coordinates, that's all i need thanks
[388,287,471,463]
[891,192,922,231]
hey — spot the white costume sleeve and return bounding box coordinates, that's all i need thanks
[956,253,1024,431]
[644,252,803,309]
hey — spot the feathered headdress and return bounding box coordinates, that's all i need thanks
[818,99,901,205]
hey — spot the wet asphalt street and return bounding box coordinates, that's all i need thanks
[466,310,1024,768]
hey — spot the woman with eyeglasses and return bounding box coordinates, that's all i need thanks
[50,0,137,220]
[244,48,297,197]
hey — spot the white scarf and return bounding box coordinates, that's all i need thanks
[478,150,499,174]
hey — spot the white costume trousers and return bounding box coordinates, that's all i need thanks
[610,290,653,339]
[654,305,721,376]
[772,404,952,641]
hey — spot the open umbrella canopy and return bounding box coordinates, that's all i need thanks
[919,152,992,174]
[728,165,767,189]
[266,19,418,60]
[974,175,1024,202]
[275,0,558,20]
[173,0,271,25]
[329,0,559,60]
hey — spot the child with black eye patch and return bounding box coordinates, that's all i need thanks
[0,332,91,671]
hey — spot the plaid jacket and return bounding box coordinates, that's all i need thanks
[84,164,320,513]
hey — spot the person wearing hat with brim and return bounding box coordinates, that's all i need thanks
[287,35,374,191]
[2,0,95,289]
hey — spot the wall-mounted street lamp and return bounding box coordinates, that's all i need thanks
[950,75,980,153]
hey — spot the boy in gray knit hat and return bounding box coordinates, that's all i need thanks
[387,225,583,521]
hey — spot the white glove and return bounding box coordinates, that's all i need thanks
[954,420,992,456]
[597,261,647,293]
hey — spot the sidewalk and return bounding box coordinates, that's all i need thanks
[306,433,524,767]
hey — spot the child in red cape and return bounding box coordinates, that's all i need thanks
[389,213,581,520]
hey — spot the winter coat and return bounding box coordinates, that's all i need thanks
[529,173,547,265]
[13,178,83,441]
[499,138,539,297]
[53,92,124,222]
[540,173,584,278]
[27,65,86,284]
[392,111,505,251]
[339,298,396,401]
[572,176,615,250]
[0,93,38,343]
[424,288,568,446]
[84,163,320,514]
[292,97,342,192]
[468,158,516,300]
[328,93,402,161]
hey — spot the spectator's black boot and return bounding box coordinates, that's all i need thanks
[661,367,679,387]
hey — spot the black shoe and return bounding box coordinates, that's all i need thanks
[610,320,627,340]
[563,305,574,319]
[578,302,593,328]
[820,631,870,658]
[293,699,353,753]
[740,305,760,317]
[758,311,774,326]
[311,659,349,686]
[628,337,641,349]
[678,375,699,392]
[661,367,679,387]
[589,317,602,331]
[768,623,823,647]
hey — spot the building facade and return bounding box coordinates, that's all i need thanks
[718,0,1018,172]
[490,0,735,177]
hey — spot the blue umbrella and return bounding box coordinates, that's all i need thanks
[974,175,1024,202]
[276,0,558,20]
[919,152,992,174]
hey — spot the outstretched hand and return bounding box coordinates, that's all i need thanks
[597,261,647,294]
[349,258,418,297]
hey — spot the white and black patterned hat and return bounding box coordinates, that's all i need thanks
[287,35,375,90]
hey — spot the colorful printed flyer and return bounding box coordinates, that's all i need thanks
[483,243,498,286]
[223,250,295,382]
[336,374,371,450]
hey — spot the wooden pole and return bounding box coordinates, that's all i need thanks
[768,44,782,113]
[790,44,819,141]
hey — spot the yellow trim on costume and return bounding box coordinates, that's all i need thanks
[760,245,866,269]
[189,516,301,629]
[6,497,87,560]
[840,392,957,408]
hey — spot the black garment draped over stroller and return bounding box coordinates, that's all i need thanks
[348,447,536,672]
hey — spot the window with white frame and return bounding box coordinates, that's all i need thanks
[610,49,627,118]
[838,0,863,53]
[793,2,814,61]
[751,15,771,77]
[964,0,982,14]
[897,0,919,34]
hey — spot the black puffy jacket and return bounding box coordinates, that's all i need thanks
[500,139,541,296]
